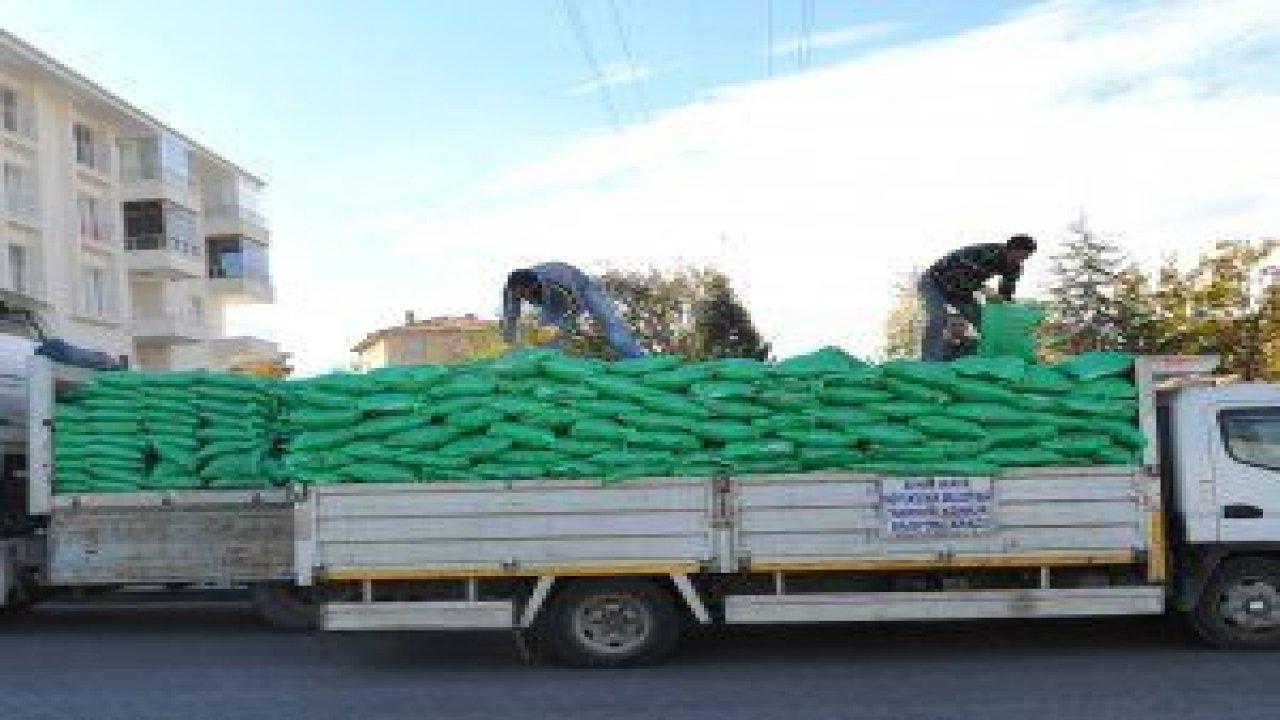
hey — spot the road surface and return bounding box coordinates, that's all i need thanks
[1,600,1277,720]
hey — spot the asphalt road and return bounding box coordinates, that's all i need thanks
[1,601,1278,720]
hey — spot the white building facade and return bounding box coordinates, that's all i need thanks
[0,30,282,372]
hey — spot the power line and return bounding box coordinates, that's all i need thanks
[562,0,623,131]
[606,0,649,122]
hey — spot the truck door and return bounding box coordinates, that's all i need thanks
[1214,407,1280,542]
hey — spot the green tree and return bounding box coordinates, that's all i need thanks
[883,269,924,359]
[1045,216,1127,353]
[572,266,771,360]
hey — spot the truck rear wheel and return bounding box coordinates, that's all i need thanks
[533,579,681,668]
[1193,556,1280,649]
[251,582,318,631]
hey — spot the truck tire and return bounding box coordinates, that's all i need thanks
[1193,556,1280,649]
[251,583,318,631]
[532,579,681,668]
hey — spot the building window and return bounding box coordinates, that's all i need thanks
[78,193,113,244]
[81,265,113,318]
[207,235,270,283]
[2,161,36,220]
[73,122,109,172]
[7,245,27,294]
[123,200,197,255]
[1,87,16,133]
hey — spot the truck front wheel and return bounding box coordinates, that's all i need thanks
[1193,556,1280,649]
[532,579,681,667]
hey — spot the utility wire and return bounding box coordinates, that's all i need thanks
[562,0,623,131]
[606,0,649,122]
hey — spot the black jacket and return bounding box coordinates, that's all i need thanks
[926,243,1022,301]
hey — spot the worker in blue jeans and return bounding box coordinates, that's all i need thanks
[500,262,646,359]
[918,235,1036,361]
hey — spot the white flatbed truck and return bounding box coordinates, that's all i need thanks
[6,347,1280,666]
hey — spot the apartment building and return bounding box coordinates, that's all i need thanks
[352,313,500,370]
[0,30,285,373]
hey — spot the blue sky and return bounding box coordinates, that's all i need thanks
[2,1,1277,374]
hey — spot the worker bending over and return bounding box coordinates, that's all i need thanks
[918,234,1037,361]
[500,262,645,359]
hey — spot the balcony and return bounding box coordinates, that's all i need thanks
[2,190,39,228]
[131,310,207,346]
[74,143,113,184]
[207,235,273,304]
[122,170,199,209]
[1,105,37,149]
[125,233,205,280]
[204,203,268,243]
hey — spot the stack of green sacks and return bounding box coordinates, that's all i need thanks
[54,371,285,493]
[280,347,1144,484]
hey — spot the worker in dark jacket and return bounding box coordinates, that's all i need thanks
[500,261,645,359]
[918,235,1036,361]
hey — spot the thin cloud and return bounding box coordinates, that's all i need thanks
[567,61,657,95]
[767,21,899,57]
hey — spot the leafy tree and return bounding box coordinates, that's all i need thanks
[691,272,771,360]
[1045,216,1126,353]
[883,269,924,359]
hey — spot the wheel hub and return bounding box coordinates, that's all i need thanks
[1221,578,1280,633]
[572,594,651,655]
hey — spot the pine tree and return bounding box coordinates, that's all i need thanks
[692,273,771,360]
[1046,215,1127,353]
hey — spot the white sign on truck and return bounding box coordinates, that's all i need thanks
[880,476,996,537]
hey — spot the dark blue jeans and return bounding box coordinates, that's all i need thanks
[918,277,980,362]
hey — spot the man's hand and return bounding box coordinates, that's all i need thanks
[981,287,1006,304]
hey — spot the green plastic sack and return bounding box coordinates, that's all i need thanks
[690,420,761,443]
[339,462,418,483]
[442,407,502,432]
[775,347,862,377]
[602,462,674,482]
[289,409,361,430]
[1077,378,1139,400]
[1013,366,1076,394]
[428,374,498,400]
[488,422,558,449]
[705,358,772,381]
[1056,351,1135,380]
[367,364,451,390]
[778,429,855,448]
[570,419,636,443]
[640,365,714,390]
[883,378,951,404]
[909,415,986,440]
[201,427,262,443]
[811,407,882,428]
[923,460,1001,476]
[527,381,600,402]
[825,367,885,387]
[626,414,698,433]
[200,452,263,480]
[722,440,795,460]
[868,401,938,420]
[881,360,958,388]
[198,440,261,462]
[1056,396,1137,419]
[584,374,650,401]
[986,424,1058,447]
[944,403,1027,425]
[731,459,803,475]
[756,388,819,411]
[798,448,865,470]
[866,445,951,462]
[337,442,411,463]
[486,396,547,417]
[947,378,1018,404]
[541,356,601,383]
[547,460,605,478]
[385,425,463,448]
[949,356,1028,383]
[550,438,613,456]
[821,386,894,406]
[1042,435,1111,457]
[670,462,726,477]
[489,349,560,378]
[752,415,818,433]
[437,436,514,460]
[628,431,702,451]
[357,393,418,414]
[290,390,356,410]
[1026,412,1097,431]
[1012,394,1060,413]
[356,414,424,438]
[689,381,758,400]
[978,301,1045,361]
[981,448,1066,466]
[496,450,566,465]
[853,423,927,447]
[576,399,647,419]
[419,396,486,419]
[699,399,769,420]
[472,462,548,480]
[640,392,712,418]
[608,355,684,376]
[1093,419,1146,449]
[518,406,585,430]
[1094,446,1141,465]
[592,449,677,466]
